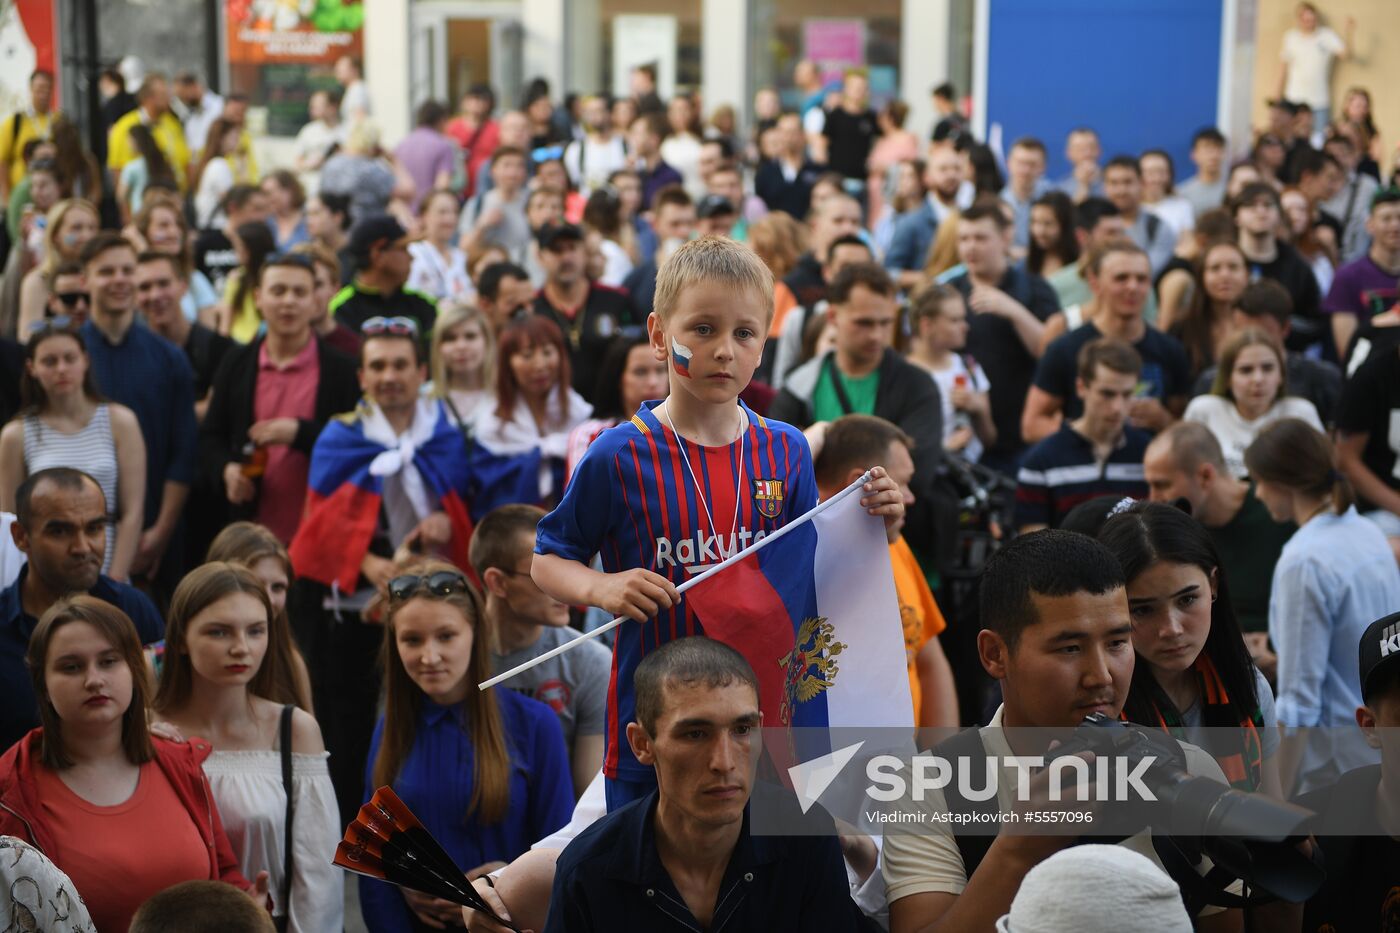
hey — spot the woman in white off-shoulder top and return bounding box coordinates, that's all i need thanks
[154,562,343,933]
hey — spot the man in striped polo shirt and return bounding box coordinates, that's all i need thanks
[1015,338,1150,532]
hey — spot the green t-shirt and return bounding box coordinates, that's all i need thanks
[1208,483,1295,633]
[812,359,880,422]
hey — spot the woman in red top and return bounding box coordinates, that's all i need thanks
[0,596,265,931]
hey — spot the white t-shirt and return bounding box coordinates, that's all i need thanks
[1281,27,1345,108]
[1183,394,1323,478]
[882,705,1240,918]
[918,354,991,464]
[563,134,628,196]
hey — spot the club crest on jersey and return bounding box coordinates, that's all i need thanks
[752,479,785,518]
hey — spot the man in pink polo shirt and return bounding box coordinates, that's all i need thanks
[199,254,361,543]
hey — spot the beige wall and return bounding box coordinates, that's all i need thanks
[1251,0,1400,169]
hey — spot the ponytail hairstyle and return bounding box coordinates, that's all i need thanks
[1243,418,1353,515]
[1099,502,1259,727]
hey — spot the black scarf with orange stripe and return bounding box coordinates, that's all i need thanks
[1144,655,1264,792]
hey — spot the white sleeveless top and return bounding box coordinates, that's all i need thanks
[22,404,119,572]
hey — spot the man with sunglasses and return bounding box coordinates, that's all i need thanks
[44,262,90,327]
[328,215,437,335]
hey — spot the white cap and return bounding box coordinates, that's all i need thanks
[994,844,1192,933]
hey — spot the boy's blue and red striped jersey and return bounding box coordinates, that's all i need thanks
[535,399,818,779]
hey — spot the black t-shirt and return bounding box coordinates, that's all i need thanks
[329,283,438,335]
[533,284,643,403]
[1296,766,1400,933]
[822,107,878,181]
[948,265,1061,464]
[183,322,235,401]
[1034,321,1192,422]
[193,229,241,295]
[1335,346,1400,507]
[1247,241,1323,351]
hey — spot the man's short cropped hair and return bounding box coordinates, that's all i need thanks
[1104,155,1141,177]
[1236,279,1293,329]
[827,261,895,306]
[224,183,263,214]
[135,250,184,281]
[1073,196,1120,233]
[814,415,912,491]
[1230,182,1282,216]
[652,183,693,215]
[1293,148,1341,179]
[633,636,759,736]
[632,111,669,142]
[1077,337,1142,385]
[824,233,872,265]
[129,880,276,933]
[652,235,774,324]
[468,503,546,577]
[15,468,102,528]
[979,530,1126,651]
[1155,421,1229,475]
[79,231,136,268]
[959,199,1010,230]
[1010,136,1047,158]
[46,259,84,290]
[1372,188,1400,213]
[932,82,956,102]
[477,261,530,301]
[492,145,527,166]
[1192,127,1227,148]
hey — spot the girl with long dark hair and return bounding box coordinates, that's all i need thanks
[1027,191,1078,278]
[117,123,176,222]
[361,558,570,932]
[564,334,668,483]
[221,221,278,343]
[1100,502,1279,794]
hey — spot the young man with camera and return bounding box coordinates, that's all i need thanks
[882,530,1245,932]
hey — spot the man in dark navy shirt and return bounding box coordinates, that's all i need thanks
[544,637,862,932]
[80,233,198,587]
[0,469,163,751]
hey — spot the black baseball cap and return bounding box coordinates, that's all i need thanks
[348,216,409,262]
[1359,611,1400,703]
[697,194,737,219]
[537,222,584,250]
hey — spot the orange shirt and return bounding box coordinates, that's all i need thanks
[771,281,800,338]
[35,760,214,932]
[890,536,948,721]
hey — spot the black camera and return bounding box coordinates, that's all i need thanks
[1050,714,1322,905]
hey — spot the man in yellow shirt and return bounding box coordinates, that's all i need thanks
[107,74,190,191]
[0,70,56,201]
[811,413,960,729]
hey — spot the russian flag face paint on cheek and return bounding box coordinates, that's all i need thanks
[671,336,693,378]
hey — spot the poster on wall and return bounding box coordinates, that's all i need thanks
[226,0,364,138]
[612,15,677,103]
[802,17,865,86]
[0,0,58,112]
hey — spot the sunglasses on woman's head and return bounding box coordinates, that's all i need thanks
[28,314,78,338]
[388,571,471,602]
[361,315,420,338]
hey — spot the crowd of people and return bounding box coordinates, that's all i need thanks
[0,2,1398,929]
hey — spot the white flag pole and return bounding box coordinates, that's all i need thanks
[477,470,874,691]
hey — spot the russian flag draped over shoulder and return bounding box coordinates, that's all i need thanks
[685,476,914,737]
[289,398,542,591]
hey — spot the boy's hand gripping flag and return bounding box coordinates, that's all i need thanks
[481,472,914,739]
